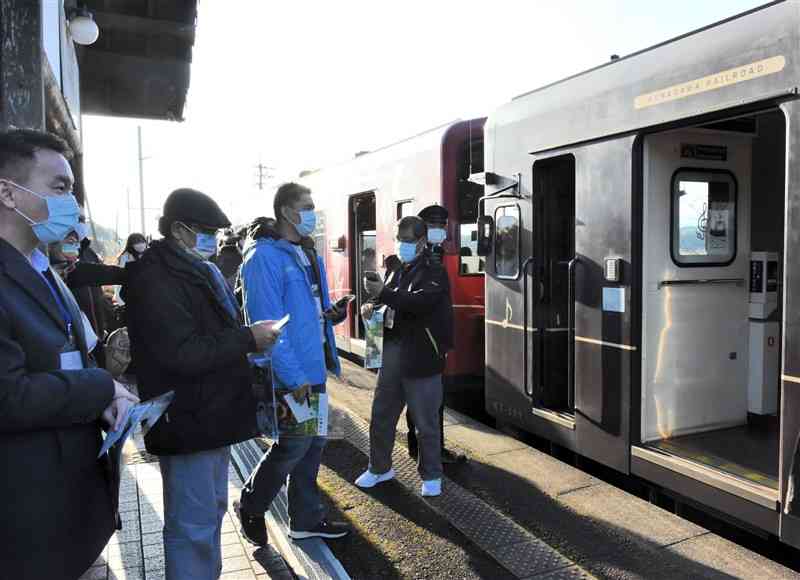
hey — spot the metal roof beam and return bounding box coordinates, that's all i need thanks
[93,10,195,43]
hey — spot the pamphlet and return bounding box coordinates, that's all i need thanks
[283,392,315,423]
[277,391,329,437]
[98,390,175,457]
[364,305,385,369]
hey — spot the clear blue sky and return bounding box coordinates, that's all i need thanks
[82,0,768,238]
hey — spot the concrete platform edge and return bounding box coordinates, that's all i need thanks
[231,439,352,580]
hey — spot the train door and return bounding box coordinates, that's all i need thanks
[780,101,800,548]
[639,111,785,513]
[483,194,531,423]
[349,193,376,356]
[531,156,575,413]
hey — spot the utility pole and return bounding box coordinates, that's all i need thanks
[137,126,146,235]
[255,162,273,190]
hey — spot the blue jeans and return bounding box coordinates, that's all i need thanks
[240,435,326,531]
[159,446,230,580]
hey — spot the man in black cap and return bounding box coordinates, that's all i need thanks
[407,205,465,464]
[124,188,281,580]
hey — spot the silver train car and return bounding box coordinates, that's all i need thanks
[476,0,800,546]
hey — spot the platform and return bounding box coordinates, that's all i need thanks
[77,429,293,580]
[323,358,799,579]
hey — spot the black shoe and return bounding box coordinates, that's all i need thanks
[289,519,350,540]
[442,448,467,464]
[234,500,268,547]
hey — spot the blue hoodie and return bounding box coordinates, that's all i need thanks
[241,237,341,390]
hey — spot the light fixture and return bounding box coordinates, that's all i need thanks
[68,6,99,46]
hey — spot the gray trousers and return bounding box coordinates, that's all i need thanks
[159,446,230,580]
[369,340,443,481]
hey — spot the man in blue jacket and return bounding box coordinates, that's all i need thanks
[234,182,349,545]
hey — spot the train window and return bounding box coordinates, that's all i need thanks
[671,170,737,266]
[458,180,484,275]
[396,200,414,220]
[494,205,520,278]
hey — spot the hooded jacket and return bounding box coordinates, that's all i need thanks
[124,239,258,455]
[241,237,341,390]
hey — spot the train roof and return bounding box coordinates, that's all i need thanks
[489,0,799,155]
[301,118,483,179]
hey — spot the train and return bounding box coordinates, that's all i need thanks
[477,0,800,547]
[299,119,486,389]
[279,0,800,548]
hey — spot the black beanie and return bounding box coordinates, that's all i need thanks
[159,188,231,236]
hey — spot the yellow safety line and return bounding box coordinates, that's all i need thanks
[575,336,638,351]
[485,319,537,333]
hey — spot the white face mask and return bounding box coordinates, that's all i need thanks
[133,243,147,254]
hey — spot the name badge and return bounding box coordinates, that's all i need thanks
[60,350,84,370]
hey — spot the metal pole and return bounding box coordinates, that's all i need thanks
[127,187,131,238]
[137,126,146,235]
[83,190,98,241]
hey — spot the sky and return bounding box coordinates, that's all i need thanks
[82,0,767,239]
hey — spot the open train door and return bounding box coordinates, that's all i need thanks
[779,101,800,548]
[348,193,376,357]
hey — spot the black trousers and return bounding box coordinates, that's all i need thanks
[406,402,445,455]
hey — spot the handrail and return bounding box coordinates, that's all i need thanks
[566,257,579,411]
[658,278,745,289]
[522,257,535,397]
[476,172,522,216]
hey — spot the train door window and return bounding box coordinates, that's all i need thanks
[396,200,414,220]
[671,170,737,266]
[495,205,520,278]
[458,180,484,275]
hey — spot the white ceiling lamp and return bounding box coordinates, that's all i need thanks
[68,7,100,46]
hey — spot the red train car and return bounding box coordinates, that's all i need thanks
[300,118,486,387]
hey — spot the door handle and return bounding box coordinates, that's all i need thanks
[522,257,535,397]
[566,256,579,411]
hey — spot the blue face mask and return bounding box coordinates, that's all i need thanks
[427,228,446,245]
[397,240,420,263]
[293,209,316,237]
[61,242,80,259]
[10,181,80,244]
[181,223,218,260]
[75,221,89,241]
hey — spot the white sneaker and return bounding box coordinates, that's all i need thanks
[421,478,442,497]
[354,468,396,488]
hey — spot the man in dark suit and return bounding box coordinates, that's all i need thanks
[0,129,139,579]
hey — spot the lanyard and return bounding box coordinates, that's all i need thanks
[40,270,74,339]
